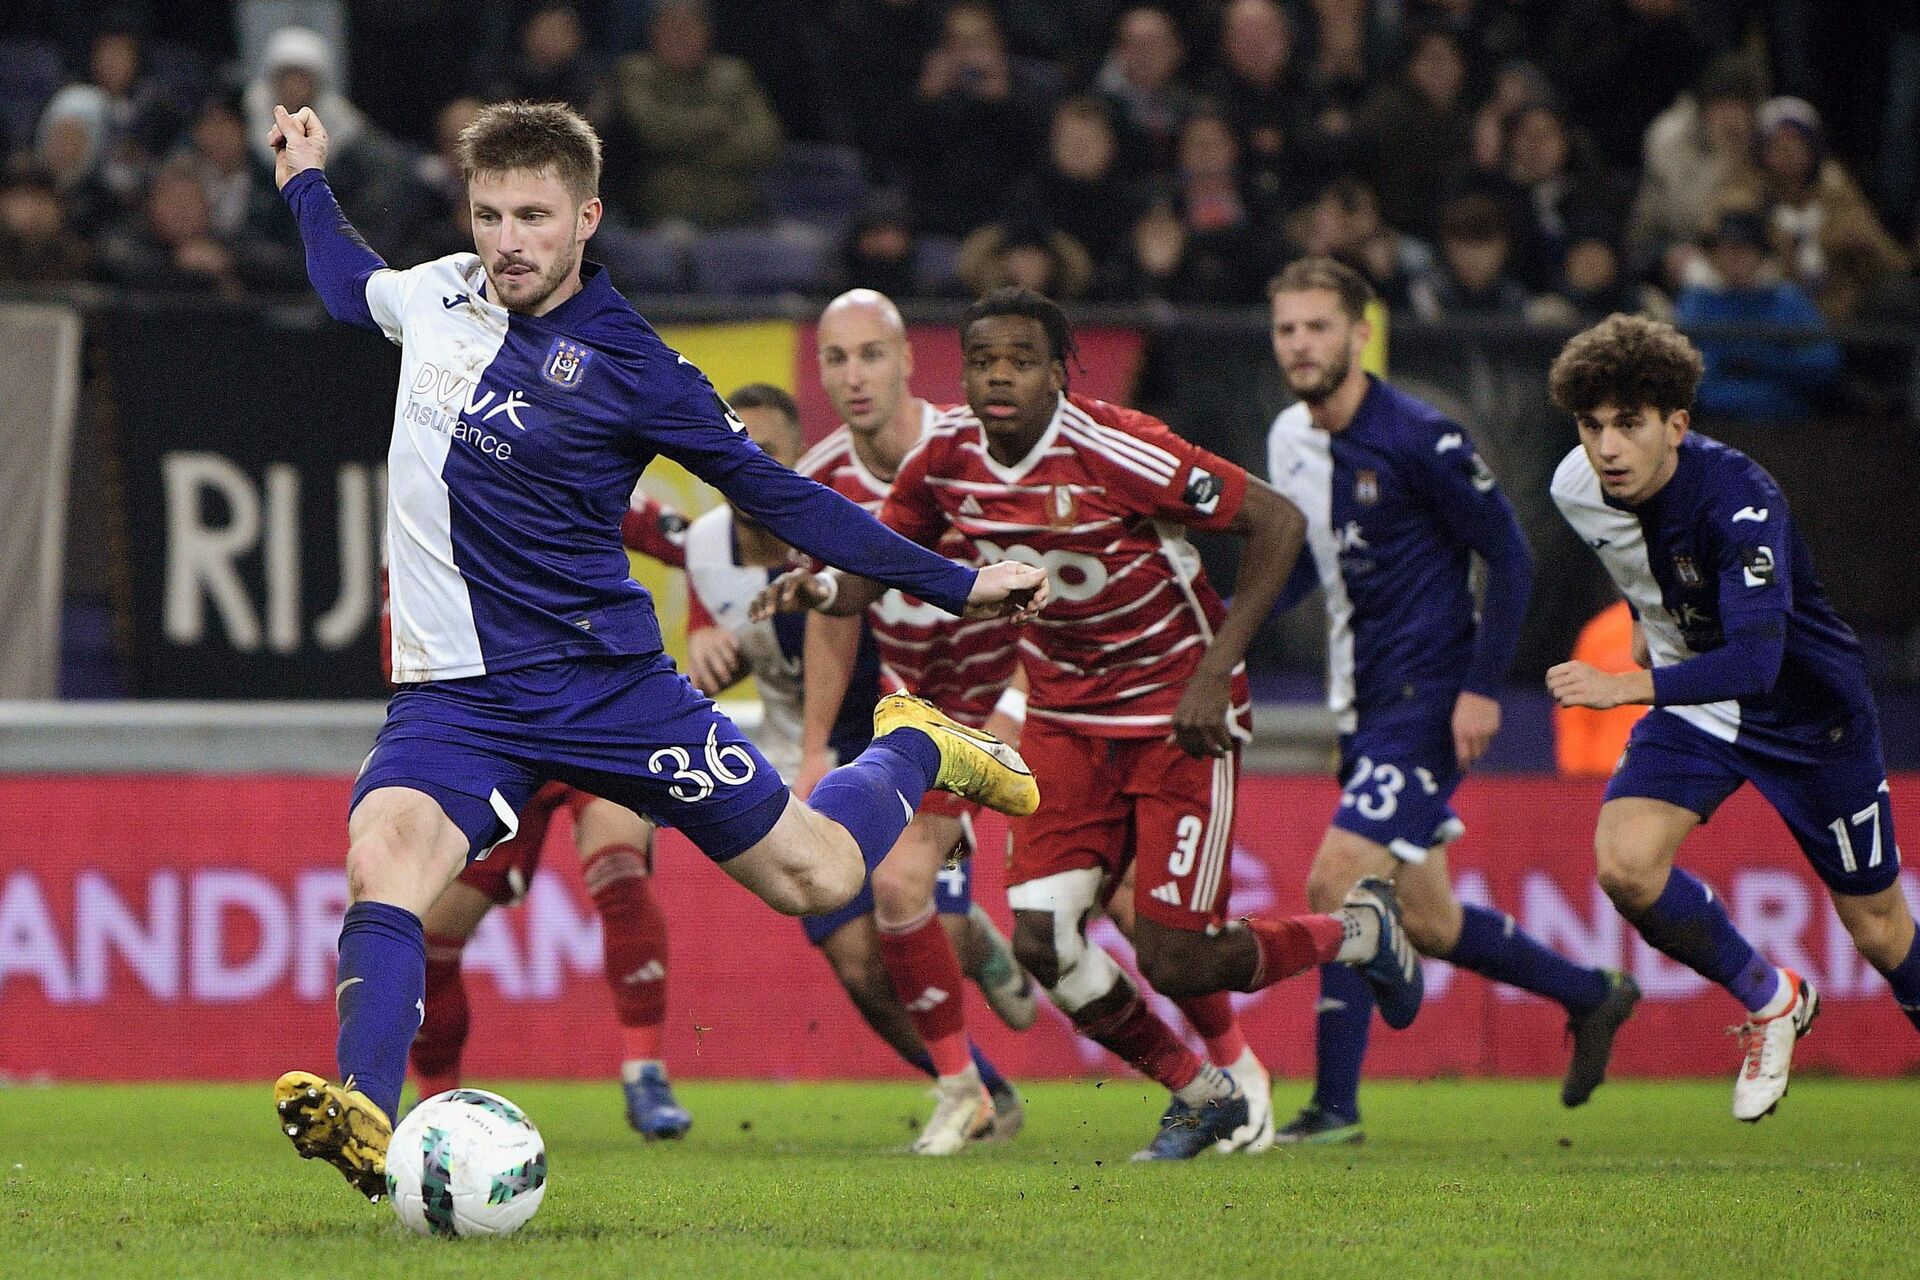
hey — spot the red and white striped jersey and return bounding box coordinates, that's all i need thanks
[797,401,1019,726]
[883,393,1251,739]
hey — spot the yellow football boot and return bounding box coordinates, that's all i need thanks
[873,692,1039,817]
[274,1070,392,1202]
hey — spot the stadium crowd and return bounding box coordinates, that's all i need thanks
[1,0,1917,372]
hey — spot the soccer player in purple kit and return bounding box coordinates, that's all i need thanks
[263,100,1046,1199]
[1265,259,1639,1144]
[1548,314,1920,1121]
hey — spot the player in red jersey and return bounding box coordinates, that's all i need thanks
[760,289,1424,1159]
[794,291,1035,1154]
[401,492,693,1138]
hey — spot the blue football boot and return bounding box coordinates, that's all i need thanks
[623,1064,692,1140]
[1131,1080,1250,1161]
[1346,877,1423,1030]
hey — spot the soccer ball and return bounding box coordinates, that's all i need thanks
[386,1088,547,1238]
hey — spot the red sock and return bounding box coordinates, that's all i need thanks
[876,909,971,1077]
[1176,991,1248,1065]
[1076,985,1203,1091]
[411,932,469,1097]
[1243,914,1346,991]
[585,844,668,1058]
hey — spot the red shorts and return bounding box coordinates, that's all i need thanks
[457,781,593,905]
[1010,720,1239,931]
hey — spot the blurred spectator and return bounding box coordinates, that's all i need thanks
[1674,207,1840,423]
[86,25,182,200]
[1548,0,1707,172]
[957,219,1094,300]
[484,4,606,122]
[1483,98,1632,294]
[1119,195,1264,307]
[1469,60,1553,173]
[1095,7,1191,174]
[178,94,290,248]
[1626,54,1763,286]
[97,162,254,296]
[1410,192,1531,319]
[35,85,121,240]
[832,188,927,298]
[1202,0,1298,195]
[611,0,783,230]
[390,97,483,267]
[906,1,1054,238]
[1283,175,1434,310]
[1296,0,1384,95]
[1530,221,1673,326]
[1002,96,1142,297]
[0,168,90,283]
[243,27,415,253]
[1172,105,1264,239]
[1360,25,1471,241]
[1727,96,1910,322]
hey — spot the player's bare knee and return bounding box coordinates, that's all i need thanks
[870,859,928,924]
[1304,858,1353,914]
[1833,891,1916,969]
[1012,912,1062,988]
[345,833,404,902]
[1400,892,1464,957]
[784,852,865,917]
[1594,839,1663,914]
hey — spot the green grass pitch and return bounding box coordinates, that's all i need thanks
[4,1077,1917,1279]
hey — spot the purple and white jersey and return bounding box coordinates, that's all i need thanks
[1552,433,1872,763]
[282,170,975,684]
[1266,376,1532,732]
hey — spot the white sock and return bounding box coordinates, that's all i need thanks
[1335,905,1381,965]
[621,1059,664,1085]
[1752,969,1794,1021]
[1224,1046,1265,1080]
[1174,1062,1235,1108]
[937,1062,983,1090]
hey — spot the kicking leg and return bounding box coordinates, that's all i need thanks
[1831,883,1920,1035]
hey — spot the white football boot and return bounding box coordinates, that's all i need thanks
[1214,1047,1275,1154]
[912,1064,995,1155]
[1731,968,1819,1122]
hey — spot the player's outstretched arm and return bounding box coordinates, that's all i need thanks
[1171,479,1305,758]
[270,104,389,334]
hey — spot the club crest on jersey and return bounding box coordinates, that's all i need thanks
[1673,553,1703,588]
[1049,485,1077,527]
[1355,470,1380,505]
[542,338,593,389]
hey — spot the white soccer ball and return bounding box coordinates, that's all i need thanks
[386,1088,547,1238]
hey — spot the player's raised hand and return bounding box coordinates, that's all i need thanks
[1170,668,1234,758]
[751,568,832,621]
[1451,690,1501,768]
[268,104,328,190]
[963,561,1049,623]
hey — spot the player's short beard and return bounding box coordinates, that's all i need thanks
[494,243,578,315]
[1291,347,1351,405]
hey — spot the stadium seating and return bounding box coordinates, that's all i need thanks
[690,224,829,296]
[0,38,64,151]
[757,141,869,239]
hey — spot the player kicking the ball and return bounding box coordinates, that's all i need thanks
[759,289,1423,1159]
[267,100,1046,1200]
[1548,314,1920,1120]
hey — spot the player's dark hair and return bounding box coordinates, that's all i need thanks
[961,287,1080,382]
[726,382,799,424]
[1268,255,1374,322]
[458,101,601,204]
[1548,314,1705,417]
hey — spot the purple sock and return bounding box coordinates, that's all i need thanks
[905,1048,937,1077]
[1447,905,1610,1015]
[1310,963,1371,1121]
[808,728,940,873]
[969,1043,1009,1096]
[1623,868,1776,1012]
[1873,925,1920,1037]
[333,900,425,1121]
